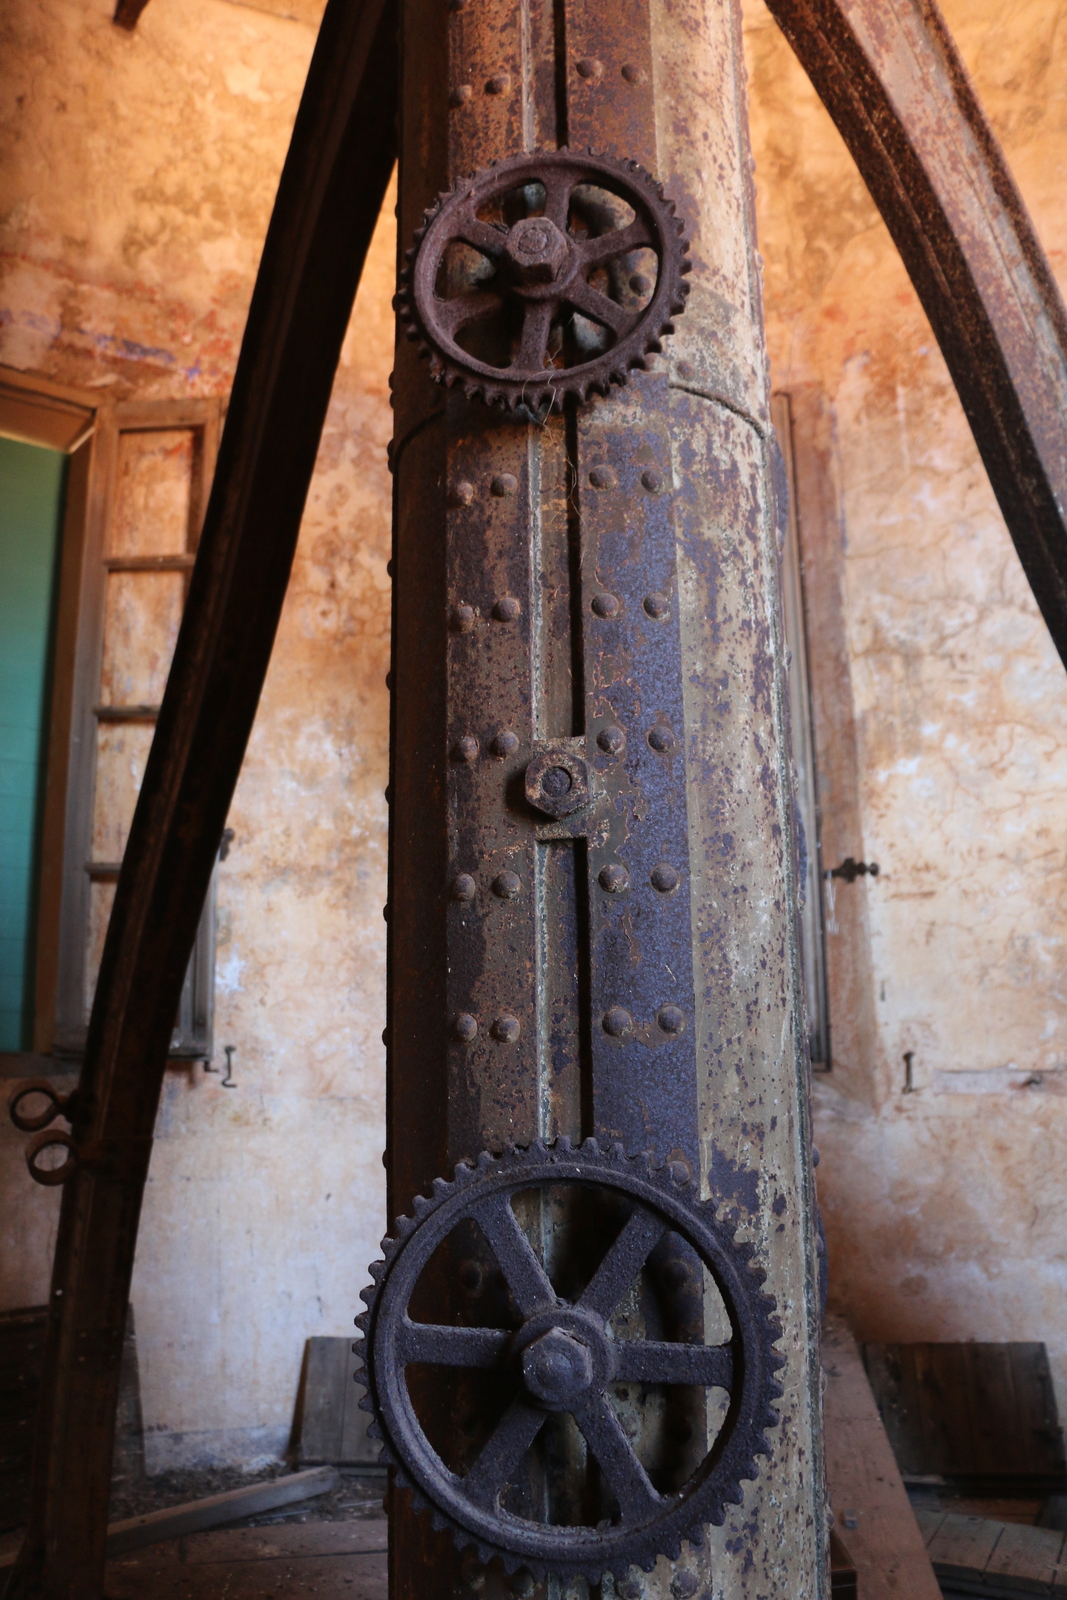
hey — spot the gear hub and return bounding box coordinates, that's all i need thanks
[395,149,691,413]
[355,1139,783,1582]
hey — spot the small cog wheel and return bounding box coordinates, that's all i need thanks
[355,1139,782,1582]
[395,149,691,413]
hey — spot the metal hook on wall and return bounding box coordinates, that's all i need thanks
[221,1045,237,1088]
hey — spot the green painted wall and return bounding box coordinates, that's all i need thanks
[0,435,67,1050]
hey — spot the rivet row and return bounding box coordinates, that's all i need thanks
[450,599,521,631]
[453,1012,521,1044]
[602,1005,686,1038]
[452,862,678,900]
[452,723,673,760]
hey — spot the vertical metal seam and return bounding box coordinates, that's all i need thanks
[758,421,831,1600]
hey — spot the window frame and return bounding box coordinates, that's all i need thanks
[773,391,832,1070]
[0,368,222,1075]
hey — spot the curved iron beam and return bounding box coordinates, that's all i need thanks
[764,0,1067,669]
[8,1,397,1593]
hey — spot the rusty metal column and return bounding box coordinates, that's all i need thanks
[382,0,825,1593]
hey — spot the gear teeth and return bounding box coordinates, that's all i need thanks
[359,1134,779,1578]
[396,147,689,413]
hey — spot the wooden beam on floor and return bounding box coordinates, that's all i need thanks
[0,1468,340,1571]
[822,1316,943,1600]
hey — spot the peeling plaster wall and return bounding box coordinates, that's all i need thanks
[743,1,1067,1415]
[0,0,393,1469]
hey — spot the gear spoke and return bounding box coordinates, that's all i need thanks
[455,212,509,259]
[580,217,654,270]
[541,168,575,230]
[613,1339,734,1390]
[398,1321,511,1369]
[476,1192,557,1317]
[572,1396,661,1523]
[512,301,555,372]
[564,277,639,338]
[578,1208,668,1319]
[461,1397,548,1509]
[438,290,506,335]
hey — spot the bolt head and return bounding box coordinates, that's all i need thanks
[454,735,480,762]
[522,1328,594,1409]
[657,1004,686,1035]
[525,750,590,818]
[491,1014,521,1043]
[647,722,676,754]
[650,862,679,893]
[492,729,520,758]
[492,870,522,899]
[452,873,477,902]
[493,595,522,622]
[643,591,670,620]
[504,216,569,285]
[591,591,620,619]
[597,724,626,756]
[454,1013,478,1043]
[603,1006,633,1039]
[598,863,629,894]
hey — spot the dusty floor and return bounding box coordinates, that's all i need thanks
[106,1516,388,1600]
[0,1473,387,1598]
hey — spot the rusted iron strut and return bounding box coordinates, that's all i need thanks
[6,2,398,1594]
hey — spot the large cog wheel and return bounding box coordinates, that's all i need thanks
[355,1139,783,1582]
[395,149,691,413]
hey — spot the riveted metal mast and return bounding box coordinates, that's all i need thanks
[387,0,825,1594]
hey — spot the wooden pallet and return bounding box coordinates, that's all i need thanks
[862,1342,1066,1494]
[915,1508,1067,1597]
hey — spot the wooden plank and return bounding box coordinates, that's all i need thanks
[965,1343,1026,1477]
[914,1343,973,1476]
[926,1513,1003,1581]
[105,1468,339,1558]
[0,1469,341,1569]
[985,1522,1066,1591]
[822,1317,942,1600]
[913,1506,946,1546]
[297,1337,382,1466]
[181,1518,388,1564]
[298,1338,347,1464]
[879,1342,929,1476]
[1012,1344,1067,1479]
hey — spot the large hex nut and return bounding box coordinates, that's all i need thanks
[524,750,590,818]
